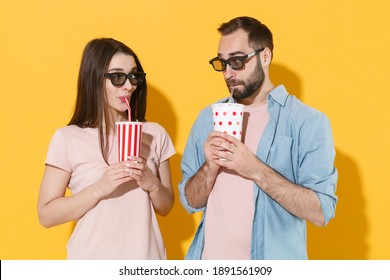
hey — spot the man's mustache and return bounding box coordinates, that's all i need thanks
[226,79,244,86]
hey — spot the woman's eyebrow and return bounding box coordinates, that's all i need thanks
[107,66,138,72]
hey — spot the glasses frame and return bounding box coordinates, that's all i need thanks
[209,48,265,72]
[104,72,146,87]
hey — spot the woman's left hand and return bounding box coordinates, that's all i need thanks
[125,156,160,192]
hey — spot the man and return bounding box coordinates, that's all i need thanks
[178,16,338,259]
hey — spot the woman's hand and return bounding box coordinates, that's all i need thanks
[94,161,133,199]
[125,156,160,192]
[125,156,174,216]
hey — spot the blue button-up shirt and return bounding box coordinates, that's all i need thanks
[178,85,338,259]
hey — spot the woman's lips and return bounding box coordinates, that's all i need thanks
[119,96,129,103]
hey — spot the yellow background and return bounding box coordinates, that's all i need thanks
[1,0,389,260]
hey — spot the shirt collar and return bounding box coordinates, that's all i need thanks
[217,84,289,106]
[268,84,289,107]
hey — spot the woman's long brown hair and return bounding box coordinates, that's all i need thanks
[68,38,147,164]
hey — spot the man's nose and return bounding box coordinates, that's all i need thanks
[223,65,236,81]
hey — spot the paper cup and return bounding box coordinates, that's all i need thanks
[116,121,143,162]
[211,103,245,141]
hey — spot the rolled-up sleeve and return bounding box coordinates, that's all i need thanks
[298,112,338,225]
[178,107,214,214]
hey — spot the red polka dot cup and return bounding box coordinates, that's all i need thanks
[211,103,245,141]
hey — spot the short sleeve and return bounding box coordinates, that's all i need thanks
[45,129,72,172]
[153,123,175,163]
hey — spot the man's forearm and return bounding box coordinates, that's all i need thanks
[185,162,219,208]
[254,160,325,226]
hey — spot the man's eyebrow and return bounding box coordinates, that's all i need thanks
[217,51,246,57]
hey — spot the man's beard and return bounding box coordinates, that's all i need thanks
[228,61,265,101]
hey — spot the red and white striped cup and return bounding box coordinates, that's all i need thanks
[116,121,143,162]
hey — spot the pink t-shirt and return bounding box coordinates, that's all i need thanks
[202,103,269,259]
[45,122,175,259]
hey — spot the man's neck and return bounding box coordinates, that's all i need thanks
[239,80,274,107]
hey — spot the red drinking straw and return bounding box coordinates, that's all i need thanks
[124,98,131,121]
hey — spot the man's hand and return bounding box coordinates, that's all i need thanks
[210,131,260,181]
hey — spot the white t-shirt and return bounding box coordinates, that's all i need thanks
[45,122,175,259]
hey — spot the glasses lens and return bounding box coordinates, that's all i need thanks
[110,73,127,86]
[130,72,145,85]
[228,57,245,70]
[105,72,146,86]
[210,59,225,71]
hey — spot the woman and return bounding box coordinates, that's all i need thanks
[37,38,175,259]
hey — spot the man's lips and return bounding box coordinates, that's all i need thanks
[227,79,242,87]
[228,83,242,90]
